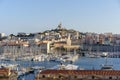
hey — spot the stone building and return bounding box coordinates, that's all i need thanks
[35,70,120,80]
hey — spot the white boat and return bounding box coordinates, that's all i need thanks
[101,64,113,70]
[32,55,45,61]
[49,54,79,63]
[31,66,45,70]
[62,54,79,62]
[50,63,79,70]
[0,63,19,71]
[64,64,79,70]
[100,52,108,57]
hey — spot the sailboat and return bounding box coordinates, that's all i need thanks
[101,57,113,70]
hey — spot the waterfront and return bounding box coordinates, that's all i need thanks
[1,57,120,80]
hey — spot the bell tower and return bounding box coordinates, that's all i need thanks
[57,22,62,29]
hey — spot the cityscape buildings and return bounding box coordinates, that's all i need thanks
[0,23,120,57]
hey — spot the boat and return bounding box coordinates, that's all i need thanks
[101,57,113,70]
[49,57,64,62]
[85,52,100,58]
[100,52,108,57]
[32,55,45,61]
[85,46,100,58]
[0,63,19,71]
[101,64,113,70]
[31,66,45,70]
[50,63,79,70]
[62,54,79,62]
[64,64,79,70]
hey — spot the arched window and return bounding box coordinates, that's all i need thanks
[74,75,77,78]
[109,76,112,79]
[42,75,45,78]
[59,75,61,78]
[92,76,95,79]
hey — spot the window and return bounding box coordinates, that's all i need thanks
[109,77,112,79]
[42,75,45,78]
[92,76,95,79]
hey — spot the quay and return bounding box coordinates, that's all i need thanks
[35,70,120,80]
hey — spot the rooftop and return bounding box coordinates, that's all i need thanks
[40,70,120,76]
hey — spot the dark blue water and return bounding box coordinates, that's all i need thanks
[1,57,120,80]
[74,57,120,70]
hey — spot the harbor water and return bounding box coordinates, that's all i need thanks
[1,57,120,80]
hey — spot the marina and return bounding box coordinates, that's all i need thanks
[1,49,120,80]
[0,55,120,80]
[0,18,120,80]
[1,0,120,79]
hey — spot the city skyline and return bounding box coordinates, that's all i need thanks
[0,0,120,35]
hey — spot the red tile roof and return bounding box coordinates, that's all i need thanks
[0,68,10,76]
[40,70,120,76]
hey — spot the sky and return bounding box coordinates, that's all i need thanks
[0,0,120,35]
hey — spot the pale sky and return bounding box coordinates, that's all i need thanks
[0,0,120,35]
